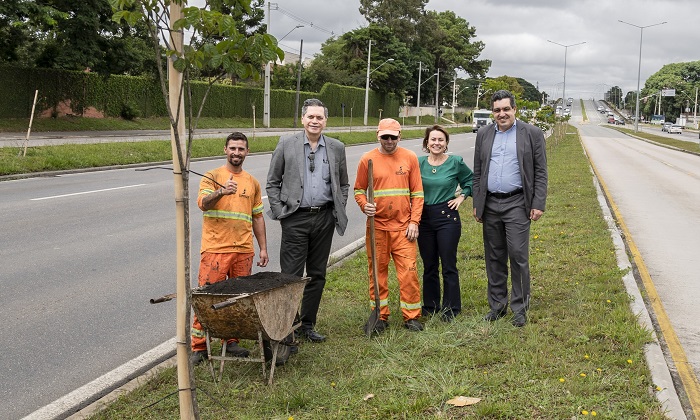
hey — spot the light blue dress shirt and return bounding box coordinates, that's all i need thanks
[487,121,522,193]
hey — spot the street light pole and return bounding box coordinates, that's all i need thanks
[363,39,372,126]
[263,2,279,128]
[293,39,303,128]
[416,61,424,124]
[363,41,393,126]
[695,86,698,130]
[547,40,585,111]
[434,67,440,123]
[619,20,667,132]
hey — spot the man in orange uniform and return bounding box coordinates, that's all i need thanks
[354,118,425,333]
[190,132,269,365]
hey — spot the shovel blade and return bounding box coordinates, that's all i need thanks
[364,308,381,337]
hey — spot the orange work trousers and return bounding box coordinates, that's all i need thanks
[191,252,254,352]
[366,228,422,321]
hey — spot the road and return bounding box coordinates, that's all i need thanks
[0,132,477,419]
[576,100,700,408]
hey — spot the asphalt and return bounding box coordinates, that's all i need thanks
[0,124,428,148]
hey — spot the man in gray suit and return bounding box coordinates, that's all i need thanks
[472,90,548,327]
[266,98,349,342]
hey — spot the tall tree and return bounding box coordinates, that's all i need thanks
[642,61,700,119]
[359,0,428,44]
[516,77,542,103]
[304,25,412,96]
[417,10,490,78]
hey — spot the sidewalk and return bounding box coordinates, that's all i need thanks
[0,124,447,148]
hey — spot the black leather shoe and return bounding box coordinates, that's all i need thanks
[190,350,207,366]
[224,342,250,357]
[512,312,527,327]
[483,309,507,322]
[404,319,424,332]
[300,329,326,343]
[441,312,457,323]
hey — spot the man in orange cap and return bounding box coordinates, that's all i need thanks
[354,118,425,333]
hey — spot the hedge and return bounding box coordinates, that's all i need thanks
[0,66,400,119]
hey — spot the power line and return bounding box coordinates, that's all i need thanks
[275,6,336,36]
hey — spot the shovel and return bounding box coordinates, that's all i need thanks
[364,159,382,337]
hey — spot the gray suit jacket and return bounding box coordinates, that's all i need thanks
[472,119,548,219]
[266,132,349,235]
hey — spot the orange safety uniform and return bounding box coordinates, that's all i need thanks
[191,166,264,352]
[354,147,424,321]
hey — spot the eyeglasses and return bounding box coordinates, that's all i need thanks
[492,107,513,114]
[380,134,399,141]
[308,150,315,172]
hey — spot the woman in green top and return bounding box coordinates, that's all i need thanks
[417,125,474,322]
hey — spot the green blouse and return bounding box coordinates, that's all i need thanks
[418,154,474,205]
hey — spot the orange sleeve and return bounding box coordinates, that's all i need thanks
[354,154,369,211]
[408,155,424,225]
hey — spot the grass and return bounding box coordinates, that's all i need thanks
[608,125,700,154]
[88,126,667,419]
[0,115,440,133]
[0,127,471,176]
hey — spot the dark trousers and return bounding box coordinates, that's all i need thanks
[280,208,335,330]
[417,201,462,316]
[482,194,531,315]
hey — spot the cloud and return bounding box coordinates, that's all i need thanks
[265,0,699,99]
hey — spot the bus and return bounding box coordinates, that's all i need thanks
[472,109,493,132]
[650,115,665,125]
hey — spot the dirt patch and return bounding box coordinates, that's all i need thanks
[196,272,304,295]
[39,100,104,118]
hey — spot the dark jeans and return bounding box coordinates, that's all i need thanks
[417,201,462,316]
[280,208,335,331]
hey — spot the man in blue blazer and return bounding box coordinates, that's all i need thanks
[267,98,349,342]
[472,90,548,327]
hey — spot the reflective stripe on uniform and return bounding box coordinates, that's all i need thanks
[374,188,409,198]
[191,327,206,338]
[400,300,422,310]
[370,298,389,308]
[203,209,252,223]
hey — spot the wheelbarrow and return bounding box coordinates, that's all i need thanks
[190,272,308,384]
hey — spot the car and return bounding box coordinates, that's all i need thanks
[607,116,615,124]
[597,106,604,112]
[668,125,683,134]
[614,117,625,125]
[661,122,672,132]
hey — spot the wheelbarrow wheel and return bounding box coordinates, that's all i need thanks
[263,333,292,366]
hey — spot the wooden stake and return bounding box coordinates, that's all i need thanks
[21,90,39,157]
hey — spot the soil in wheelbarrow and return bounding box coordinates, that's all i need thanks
[197,271,303,295]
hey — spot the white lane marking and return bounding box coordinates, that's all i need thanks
[30,184,147,201]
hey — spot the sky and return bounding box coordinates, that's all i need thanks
[267,0,700,103]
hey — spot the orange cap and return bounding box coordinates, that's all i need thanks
[377,118,401,136]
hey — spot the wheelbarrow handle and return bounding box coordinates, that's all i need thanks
[150,293,177,304]
[211,293,252,310]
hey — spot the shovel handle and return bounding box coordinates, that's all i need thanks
[150,293,177,304]
[367,159,381,312]
[211,293,251,310]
